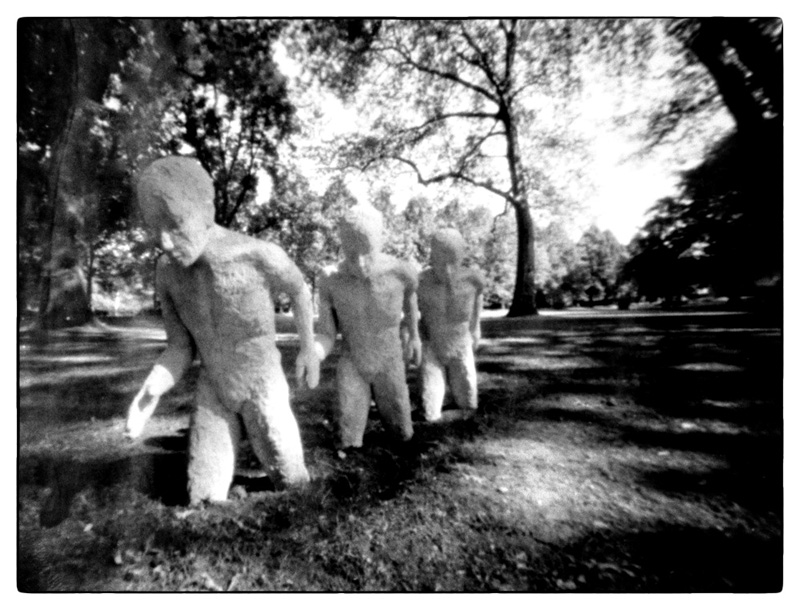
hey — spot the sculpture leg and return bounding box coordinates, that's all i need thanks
[420,342,447,422]
[448,347,478,411]
[240,369,310,488]
[336,355,372,448]
[188,374,241,504]
[372,356,414,441]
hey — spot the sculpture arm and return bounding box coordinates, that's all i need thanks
[468,270,484,349]
[126,264,194,438]
[314,275,337,362]
[259,242,319,388]
[401,266,422,366]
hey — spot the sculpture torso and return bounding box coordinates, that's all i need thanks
[418,268,481,359]
[160,229,282,404]
[323,254,413,375]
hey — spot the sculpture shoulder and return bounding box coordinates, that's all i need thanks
[208,228,294,273]
[462,268,484,291]
[206,227,266,260]
[418,268,437,290]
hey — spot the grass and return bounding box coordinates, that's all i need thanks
[17,309,783,592]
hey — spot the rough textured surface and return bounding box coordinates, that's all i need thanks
[315,205,420,448]
[417,228,483,421]
[126,156,319,503]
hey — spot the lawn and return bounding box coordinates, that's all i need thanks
[17,307,783,592]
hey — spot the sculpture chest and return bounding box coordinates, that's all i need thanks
[166,258,277,352]
[419,280,476,325]
[329,272,405,331]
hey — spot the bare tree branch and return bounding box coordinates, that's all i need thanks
[385,154,515,204]
[458,21,504,94]
[451,123,504,175]
[383,40,500,103]
[400,110,501,136]
[502,19,518,92]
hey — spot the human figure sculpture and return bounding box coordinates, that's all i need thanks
[417,228,483,422]
[124,156,320,504]
[314,204,422,449]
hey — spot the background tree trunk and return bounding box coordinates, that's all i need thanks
[508,202,538,317]
[36,20,93,329]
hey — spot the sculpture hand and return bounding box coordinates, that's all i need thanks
[296,348,320,389]
[472,333,481,352]
[125,387,160,439]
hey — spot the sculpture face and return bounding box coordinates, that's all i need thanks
[136,157,216,267]
[430,229,465,285]
[341,229,377,279]
[146,206,212,267]
[339,206,384,279]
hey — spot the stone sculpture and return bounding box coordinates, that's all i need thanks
[125,156,320,503]
[417,228,483,421]
[314,204,421,449]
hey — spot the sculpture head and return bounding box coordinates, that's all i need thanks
[136,156,216,267]
[430,228,466,285]
[339,205,384,279]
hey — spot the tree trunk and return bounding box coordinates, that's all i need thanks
[501,97,538,318]
[38,170,93,329]
[688,19,782,283]
[688,20,770,137]
[36,20,95,330]
[507,201,538,317]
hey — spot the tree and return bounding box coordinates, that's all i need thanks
[570,225,627,305]
[170,19,298,230]
[640,18,782,290]
[656,18,781,142]
[250,172,357,298]
[538,222,580,308]
[20,18,304,326]
[18,18,141,328]
[112,19,298,231]
[482,213,517,309]
[92,228,158,314]
[624,197,709,304]
[300,19,621,317]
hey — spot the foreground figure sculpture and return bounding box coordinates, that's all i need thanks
[315,205,421,449]
[417,229,483,422]
[125,156,319,503]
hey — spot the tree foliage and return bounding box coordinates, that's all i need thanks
[19,18,143,327]
[568,225,627,305]
[297,18,657,317]
[171,19,297,229]
[629,18,782,301]
[19,18,301,325]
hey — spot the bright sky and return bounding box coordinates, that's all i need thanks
[272,30,737,246]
